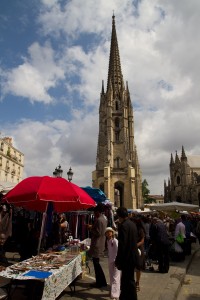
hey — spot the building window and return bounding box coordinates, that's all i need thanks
[115,118,120,129]
[177,176,181,185]
[115,117,120,142]
[115,131,119,142]
[114,156,121,168]
[6,160,10,171]
[115,101,119,110]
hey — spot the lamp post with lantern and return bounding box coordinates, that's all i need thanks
[67,167,73,182]
[53,165,74,182]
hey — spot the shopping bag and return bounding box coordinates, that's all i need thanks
[176,233,184,244]
[174,241,183,253]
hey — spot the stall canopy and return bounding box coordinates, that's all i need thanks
[81,186,107,203]
[149,201,199,212]
[3,176,96,212]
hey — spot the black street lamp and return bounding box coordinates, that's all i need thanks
[67,167,73,182]
[53,165,73,182]
[53,164,63,178]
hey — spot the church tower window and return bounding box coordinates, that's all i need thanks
[114,157,120,168]
[115,101,119,110]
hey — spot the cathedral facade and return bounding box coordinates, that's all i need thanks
[164,146,200,206]
[92,16,142,209]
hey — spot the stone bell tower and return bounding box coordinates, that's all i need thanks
[92,15,142,209]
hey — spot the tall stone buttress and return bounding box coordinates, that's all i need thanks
[92,15,142,209]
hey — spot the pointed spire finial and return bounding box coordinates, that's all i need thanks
[181,145,187,161]
[175,150,180,164]
[107,15,123,94]
[101,80,104,94]
[170,153,174,165]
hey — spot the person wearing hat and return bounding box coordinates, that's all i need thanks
[87,203,107,288]
[105,227,121,300]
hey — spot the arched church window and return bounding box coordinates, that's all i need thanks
[115,117,120,129]
[116,157,120,168]
[115,131,119,142]
[176,176,181,185]
[114,156,121,168]
[115,101,119,110]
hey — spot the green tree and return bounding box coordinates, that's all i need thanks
[142,179,150,203]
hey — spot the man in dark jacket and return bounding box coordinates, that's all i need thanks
[153,218,170,273]
[115,207,140,300]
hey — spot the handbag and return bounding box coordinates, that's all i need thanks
[176,233,184,244]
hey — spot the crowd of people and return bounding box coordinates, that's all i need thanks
[87,204,200,300]
[0,197,200,300]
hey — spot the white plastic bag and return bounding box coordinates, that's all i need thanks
[174,241,183,253]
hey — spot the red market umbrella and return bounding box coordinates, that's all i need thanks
[3,176,96,213]
[3,176,96,253]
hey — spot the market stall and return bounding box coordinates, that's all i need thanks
[0,249,82,300]
[3,176,96,253]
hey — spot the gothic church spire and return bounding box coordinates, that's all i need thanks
[107,14,123,96]
[181,145,187,161]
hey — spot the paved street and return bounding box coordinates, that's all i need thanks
[4,243,200,300]
[58,243,200,300]
[177,248,200,300]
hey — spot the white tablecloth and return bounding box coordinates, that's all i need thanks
[0,254,82,300]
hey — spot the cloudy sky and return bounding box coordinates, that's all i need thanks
[1,0,200,197]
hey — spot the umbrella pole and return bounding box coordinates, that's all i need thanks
[37,203,48,254]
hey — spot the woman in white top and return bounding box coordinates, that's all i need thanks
[105,227,121,300]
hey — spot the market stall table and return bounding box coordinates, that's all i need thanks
[0,251,82,300]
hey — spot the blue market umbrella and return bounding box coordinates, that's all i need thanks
[81,186,107,203]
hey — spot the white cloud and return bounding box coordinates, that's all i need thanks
[2,113,98,187]
[2,42,65,103]
[2,0,200,197]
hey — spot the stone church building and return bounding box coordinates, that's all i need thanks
[92,16,142,209]
[164,146,200,206]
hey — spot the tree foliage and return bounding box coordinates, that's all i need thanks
[142,179,151,203]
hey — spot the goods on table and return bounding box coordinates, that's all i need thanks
[9,251,78,273]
